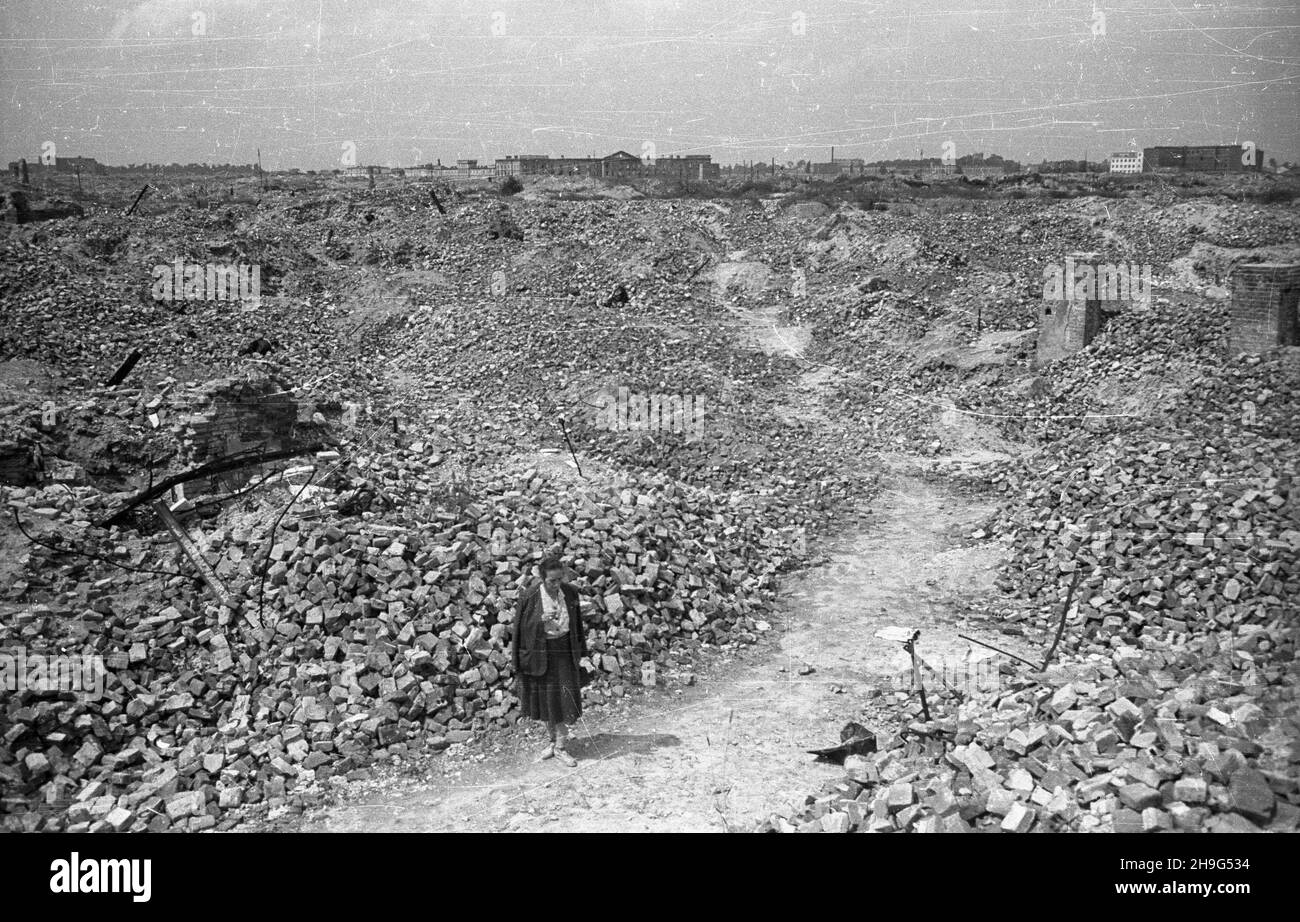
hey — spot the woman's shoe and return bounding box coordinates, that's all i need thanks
[554,746,577,767]
[537,743,555,761]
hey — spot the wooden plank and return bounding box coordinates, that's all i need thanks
[152,501,236,608]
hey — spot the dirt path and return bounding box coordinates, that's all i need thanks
[300,474,1002,832]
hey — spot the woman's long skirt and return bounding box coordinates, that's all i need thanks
[517,633,583,724]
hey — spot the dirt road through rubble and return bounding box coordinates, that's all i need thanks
[301,475,1001,832]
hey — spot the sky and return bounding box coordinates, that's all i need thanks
[1,0,1296,169]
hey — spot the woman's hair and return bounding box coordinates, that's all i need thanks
[537,555,565,576]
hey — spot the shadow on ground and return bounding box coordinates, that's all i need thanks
[567,732,681,761]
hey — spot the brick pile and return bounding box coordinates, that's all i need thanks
[1,465,807,831]
[764,626,1297,833]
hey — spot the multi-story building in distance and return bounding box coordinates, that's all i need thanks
[494,150,718,180]
[1142,145,1261,172]
[8,155,106,176]
[1109,151,1143,173]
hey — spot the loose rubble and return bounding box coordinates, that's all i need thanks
[2,171,1297,832]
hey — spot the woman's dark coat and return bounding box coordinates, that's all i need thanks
[511,581,588,682]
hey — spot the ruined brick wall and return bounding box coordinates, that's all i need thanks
[171,376,311,494]
[1229,263,1300,354]
[1037,252,1102,364]
[1037,252,1141,364]
[1037,299,1099,363]
[1,190,29,223]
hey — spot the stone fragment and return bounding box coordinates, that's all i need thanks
[1173,777,1207,804]
[1228,769,1275,823]
[1118,783,1161,811]
[1001,803,1035,833]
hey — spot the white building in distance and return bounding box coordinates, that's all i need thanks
[1109,151,1143,174]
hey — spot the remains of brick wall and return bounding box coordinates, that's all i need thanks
[1037,252,1102,363]
[1229,263,1300,354]
[170,376,316,494]
[1,190,83,224]
[0,439,40,485]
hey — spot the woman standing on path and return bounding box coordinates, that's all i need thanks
[512,555,587,767]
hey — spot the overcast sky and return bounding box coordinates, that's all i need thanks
[1,0,1296,168]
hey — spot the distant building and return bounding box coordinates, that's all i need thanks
[874,153,1018,178]
[54,156,104,174]
[8,155,105,176]
[881,159,933,176]
[495,154,552,178]
[494,153,599,178]
[919,163,954,179]
[956,165,1006,180]
[405,160,460,180]
[558,151,637,178]
[493,150,718,181]
[1142,145,1261,173]
[808,158,865,176]
[454,159,495,181]
[1109,151,1143,174]
[644,153,718,180]
[914,163,1006,181]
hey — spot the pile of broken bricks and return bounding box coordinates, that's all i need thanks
[1,467,809,832]
[763,614,1297,833]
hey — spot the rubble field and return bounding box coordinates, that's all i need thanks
[0,170,1296,833]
